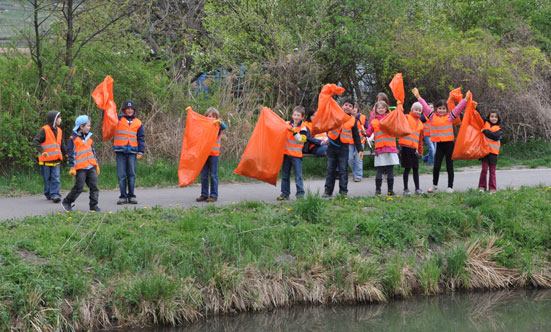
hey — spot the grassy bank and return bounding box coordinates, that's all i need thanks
[1,187,550,331]
[2,139,551,197]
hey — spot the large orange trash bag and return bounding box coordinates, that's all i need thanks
[389,73,405,104]
[91,75,118,141]
[452,93,489,160]
[178,107,220,187]
[379,104,412,137]
[234,107,288,186]
[311,84,349,135]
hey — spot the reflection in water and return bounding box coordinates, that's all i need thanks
[111,289,551,332]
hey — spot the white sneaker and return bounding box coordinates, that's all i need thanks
[446,187,454,193]
[427,186,438,193]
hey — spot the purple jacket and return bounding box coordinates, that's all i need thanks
[366,113,399,155]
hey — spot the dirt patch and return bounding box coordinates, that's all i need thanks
[16,249,48,265]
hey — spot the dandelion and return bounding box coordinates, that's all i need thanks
[107,211,112,214]
[275,208,278,212]
[460,198,464,201]
[546,187,550,191]
[537,188,542,191]
[144,207,148,209]
[287,208,291,211]
[91,210,95,213]
[396,195,400,198]
[169,204,173,207]
[176,204,180,206]
[344,197,348,200]
[68,216,72,219]
[232,202,236,205]
[357,200,362,203]
[386,197,393,201]
[77,211,81,214]
[231,211,234,214]
[57,212,61,215]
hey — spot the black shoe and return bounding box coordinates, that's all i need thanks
[277,195,289,201]
[62,202,73,212]
[322,192,332,198]
[117,198,128,205]
[196,195,208,202]
[52,196,61,203]
[90,206,101,212]
[128,197,138,204]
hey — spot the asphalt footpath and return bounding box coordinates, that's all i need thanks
[1,167,550,220]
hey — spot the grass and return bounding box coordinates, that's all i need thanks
[1,186,551,330]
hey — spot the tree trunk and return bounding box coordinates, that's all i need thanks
[64,0,73,68]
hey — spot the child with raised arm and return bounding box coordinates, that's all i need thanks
[196,107,227,203]
[478,110,502,192]
[62,115,100,212]
[413,88,470,193]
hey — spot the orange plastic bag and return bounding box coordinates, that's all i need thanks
[389,73,405,104]
[447,88,463,126]
[311,84,349,135]
[91,75,118,141]
[379,104,412,137]
[452,94,489,160]
[234,107,288,186]
[178,107,220,187]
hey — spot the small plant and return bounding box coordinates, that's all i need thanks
[445,245,468,289]
[292,191,328,224]
[418,254,443,295]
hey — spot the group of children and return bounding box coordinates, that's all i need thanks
[35,88,502,211]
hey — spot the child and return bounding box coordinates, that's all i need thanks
[399,102,424,194]
[349,103,367,182]
[33,110,66,203]
[366,101,399,196]
[62,115,100,212]
[369,92,390,124]
[113,100,145,205]
[478,110,502,192]
[303,111,329,156]
[278,106,308,200]
[196,107,226,202]
[413,88,470,193]
[420,102,435,165]
[323,99,363,197]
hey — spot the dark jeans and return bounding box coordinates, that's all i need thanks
[40,164,61,199]
[324,143,349,195]
[63,167,99,209]
[311,144,328,156]
[433,141,454,188]
[116,152,137,199]
[280,154,304,197]
[201,155,220,198]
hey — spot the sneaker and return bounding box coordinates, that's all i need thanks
[90,206,101,212]
[415,189,424,195]
[446,187,454,193]
[353,177,361,182]
[196,195,208,202]
[277,195,289,201]
[128,197,138,204]
[61,202,73,212]
[117,198,128,205]
[322,192,332,198]
[52,196,61,203]
[403,189,411,195]
[387,191,395,196]
[478,188,485,192]
[489,190,497,194]
[427,186,438,193]
[206,197,217,202]
[375,189,382,196]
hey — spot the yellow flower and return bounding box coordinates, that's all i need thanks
[108,211,112,214]
[91,210,95,213]
[176,204,180,206]
[68,216,72,219]
[395,195,400,198]
[232,202,236,205]
[344,197,348,200]
[287,208,291,211]
[357,200,362,203]
[546,187,550,191]
[460,198,464,201]
[57,212,61,215]
[169,204,173,207]
[77,211,81,214]
[386,197,393,201]
[144,206,148,209]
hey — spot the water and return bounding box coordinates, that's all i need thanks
[112,289,551,332]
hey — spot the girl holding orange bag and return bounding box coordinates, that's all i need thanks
[478,111,502,192]
[366,101,399,196]
[412,88,470,193]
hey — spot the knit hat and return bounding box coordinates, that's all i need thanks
[411,102,422,111]
[73,115,90,132]
[121,100,136,112]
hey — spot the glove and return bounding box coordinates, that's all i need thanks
[185,106,193,113]
[69,168,76,177]
[95,166,100,176]
[137,153,143,160]
[41,152,48,157]
[465,91,472,100]
[213,119,221,126]
[412,88,420,99]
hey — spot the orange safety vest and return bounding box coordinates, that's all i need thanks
[357,114,367,144]
[423,121,431,137]
[73,136,98,170]
[38,125,63,162]
[113,118,142,149]
[210,130,222,156]
[371,119,397,149]
[430,113,455,142]
[328,116,356,144]
[284,121,305,158]
[484,122,501,155]
[399,114,423,150]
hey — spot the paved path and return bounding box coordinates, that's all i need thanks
[1,168,550,220]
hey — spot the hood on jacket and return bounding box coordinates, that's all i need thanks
[46,110,61,128]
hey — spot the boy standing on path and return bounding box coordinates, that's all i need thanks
[113,100,145,205]
[33,110,66,203]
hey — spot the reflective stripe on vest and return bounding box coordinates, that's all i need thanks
[73,136,98,170]
[485,122,501,155]
[113,118,142,149]
[284,133,304,158]
[38,125,63,162]
[399,115,423,149]
[430,114,455,142]
[372,119,396,149]
[423,122,431,136]
[210,132,222,156]
[327,116,355,144]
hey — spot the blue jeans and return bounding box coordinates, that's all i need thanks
[422,136,435,165]
[281,155,304,197]
[324,143,349,195]
[116,152,137,199]
[348,143,364,179]
[40,164,61,199]
[201,156,219,198]
[312,144,328,156]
